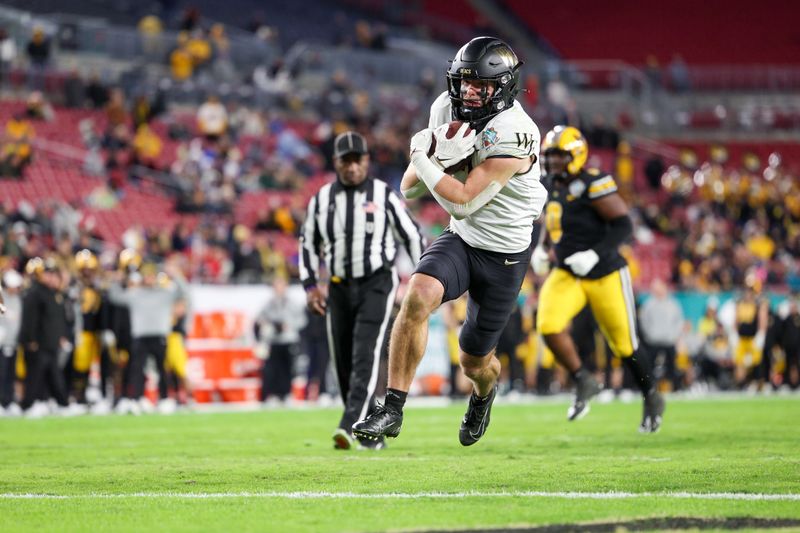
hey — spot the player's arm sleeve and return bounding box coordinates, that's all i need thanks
[412,153,519,220]
[400,162,429,200]
[386,190,426,265]
[592,214,632,255]
[298,193,322,289]
[587,175,632,255]
[587,174,619,200]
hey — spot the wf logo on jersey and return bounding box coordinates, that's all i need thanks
[482,127,499,149]
[515,132,536,154]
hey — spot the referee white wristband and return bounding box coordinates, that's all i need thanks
[411,150,446,192]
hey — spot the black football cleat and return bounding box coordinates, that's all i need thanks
[356,437,386,450]
[567,371,602,421]
[352,404,403,441]
[459,385,497,446]
[639,389,665,433]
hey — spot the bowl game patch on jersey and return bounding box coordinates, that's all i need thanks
[482,127,499,149]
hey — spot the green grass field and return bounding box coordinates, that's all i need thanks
[1,395,799,532]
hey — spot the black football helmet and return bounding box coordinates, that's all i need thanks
[446,36,523,128]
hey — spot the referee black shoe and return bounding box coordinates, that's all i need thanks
[459,385,497,447]
[352,404,403,441]
[639,389,665,433]
[567,371,602,421]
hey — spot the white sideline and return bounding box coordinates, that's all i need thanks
[1,491,798,501]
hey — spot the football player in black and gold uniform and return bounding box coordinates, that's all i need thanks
[73,249,103,405]
[532,126,665,433]
[732,277,769,388]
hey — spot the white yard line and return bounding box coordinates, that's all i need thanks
[1,491,798,501]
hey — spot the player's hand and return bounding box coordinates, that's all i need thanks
[409,128,434,156]
[564,249,599,277]
[306,286,327,316]
[433,122,476,168]
[0,303,6,315]
[531,245,550,276]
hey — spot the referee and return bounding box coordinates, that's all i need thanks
[299,131,425,450]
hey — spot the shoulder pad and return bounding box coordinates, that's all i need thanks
[428,91,451,129]
[586,173,618,199]
[478,106,539,159]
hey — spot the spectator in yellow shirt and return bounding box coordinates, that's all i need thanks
[132,124,162,168]
[170,33,193,81]
[186,29,212,69]
[2,114,35,178]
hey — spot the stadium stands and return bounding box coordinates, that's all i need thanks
[504,0,800,66]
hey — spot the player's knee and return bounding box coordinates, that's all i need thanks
[401,276,442,323]
[459,350,493,378]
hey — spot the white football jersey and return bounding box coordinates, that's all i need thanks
[427,91,547,253]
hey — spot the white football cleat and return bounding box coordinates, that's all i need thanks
[26,401,50,419]
[138,397,155,414]
[60,403,88,417]
[90,400,112,416]
[157,398,177,415]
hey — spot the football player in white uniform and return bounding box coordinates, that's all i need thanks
[354,36,547,446]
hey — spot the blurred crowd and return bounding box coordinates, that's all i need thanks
[638,147,800,291]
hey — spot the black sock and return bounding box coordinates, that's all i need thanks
[623,351,654,395]
[570,366,586,382]
[385,388,407,412]
[471,386,495,404]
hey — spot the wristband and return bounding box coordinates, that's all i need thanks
[411,150,446,192]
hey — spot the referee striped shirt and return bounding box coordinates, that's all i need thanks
[299,177,425,288]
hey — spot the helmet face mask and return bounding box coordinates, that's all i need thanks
[543,149,572,179]
[447,36,522,128]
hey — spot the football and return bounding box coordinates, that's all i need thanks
[427,120,473,173]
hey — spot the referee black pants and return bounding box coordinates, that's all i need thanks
[327,268,398,433]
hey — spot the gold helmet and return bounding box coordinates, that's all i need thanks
[139,261,159,277]
[542,125,588,176]
[25,257,44,277]
[75,249,99,270]
[118,248,142,272]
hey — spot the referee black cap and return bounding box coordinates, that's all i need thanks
[333,131,368,159]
